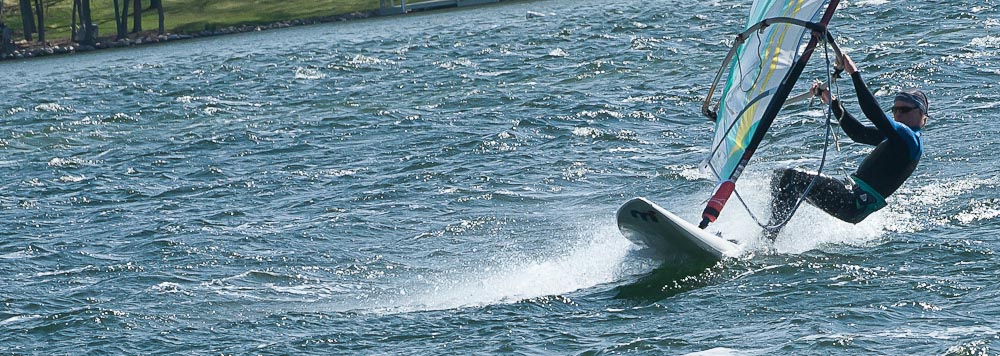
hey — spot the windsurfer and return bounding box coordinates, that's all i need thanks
[766,53,927,238]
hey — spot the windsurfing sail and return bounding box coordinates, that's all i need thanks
[698,0,842,229]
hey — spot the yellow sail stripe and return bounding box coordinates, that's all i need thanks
[726,0,804,158]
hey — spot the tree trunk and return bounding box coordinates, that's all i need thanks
[156,0,164,35]
[113,0,129,39]
[1,4,12,57]
[131,0,141,33]
[113,0,122,38]
[79,0,94,45]
[71,0,78,42]
[33,0,43,42]
[19,0,34,41]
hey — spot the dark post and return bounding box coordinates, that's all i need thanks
[71,0,78,42]
[18,0,33,41]
[1,22,13,58]
[113,0,129,39]
[155,0,164,35]
[0,3,5,56]
[32,0,43,42]
[131,0,141,33]
[80,0,95,45]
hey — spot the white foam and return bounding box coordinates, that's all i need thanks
[368,219,633,313]
[294,67,326,80]
[56,175,88,183]
[852,0,890,6]
[48,157,92,168]
[881,175,1000,231]
[572,126,602,138]
[702,172,885,255]
[548,48,569,57]
[684,348,745,356]
[875,325,999,340]
[34,103,72,112]
[0,315,43,327]
[713,172,996,253]
[971,35,1000,49]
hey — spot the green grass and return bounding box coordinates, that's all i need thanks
[1,0,380,42]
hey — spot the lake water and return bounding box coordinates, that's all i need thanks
[3,0,1000,354]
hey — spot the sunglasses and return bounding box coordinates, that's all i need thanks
[891,106,920,115]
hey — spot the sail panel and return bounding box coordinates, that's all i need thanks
[703,0,832,182]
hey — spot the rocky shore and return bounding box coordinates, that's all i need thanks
[0,10,376,61]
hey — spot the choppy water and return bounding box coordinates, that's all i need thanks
[3,0,1000,354]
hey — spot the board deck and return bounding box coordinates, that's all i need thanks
[617,197,739,263]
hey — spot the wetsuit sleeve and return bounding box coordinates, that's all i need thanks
[850,72,896,135]
[831,97,883,146]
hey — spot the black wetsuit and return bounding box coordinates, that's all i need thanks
[769,72,923,229]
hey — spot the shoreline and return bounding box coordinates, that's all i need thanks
[0,10,378,62]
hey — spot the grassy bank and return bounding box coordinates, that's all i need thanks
[1,0,381,42]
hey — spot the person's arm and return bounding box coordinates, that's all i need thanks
[849,72,896,137]
[810,56,884,146]
[830,97,884,145]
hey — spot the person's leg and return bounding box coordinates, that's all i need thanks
[804,176,861,223]
[767,168,857,238]
[767,168,815,238]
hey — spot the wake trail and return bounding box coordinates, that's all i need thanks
[340,217,640,314]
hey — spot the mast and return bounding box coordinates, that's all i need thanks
[699,0,842,229]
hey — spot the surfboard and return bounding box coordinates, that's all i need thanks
[617,197,739,263]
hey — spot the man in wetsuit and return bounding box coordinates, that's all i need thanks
[766,53,927,238]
